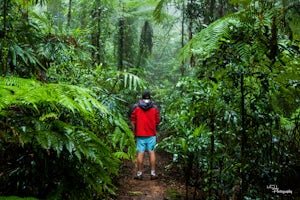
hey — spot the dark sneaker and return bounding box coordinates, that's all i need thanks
[134,175,143,180]
[150,174,158,180]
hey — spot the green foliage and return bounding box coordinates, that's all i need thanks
[179,14,238,62]
[153,0,172,23]
[166,189,182,200]
[179,0,300,66]
[2,0,300,199]
[159,77,229,199]
[0,197,38,200]
[0,0,44,76]
[0,77,135,199]
[160,0,300,199]
[0,77,107,116]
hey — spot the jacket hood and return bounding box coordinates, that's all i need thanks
[138,100,153,111]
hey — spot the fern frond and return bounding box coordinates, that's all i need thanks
[12,120,120,195]
[0,77,108,117]
[0,76,131,197]
[235,41,251,62]
[111,116,136,160]
[179,13,240,62]
[114,151,130,159]
[178,1,291,64]
[153,0,169,23]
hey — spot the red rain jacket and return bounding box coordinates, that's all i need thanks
[130,100,160,137]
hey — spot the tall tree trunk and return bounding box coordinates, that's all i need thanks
[269,16,278,67]
[209,0,216,21]
[96,6,102,64]
[91,5,102,65]
[118,18,125,70]
[187,0,194,67]
[218,0,224,17]
[67,0,72,28]
[180,0,186,76]
[185,154,194,200]
[240,72,247,199]
[209,110,215,197]
[1,0,8,75]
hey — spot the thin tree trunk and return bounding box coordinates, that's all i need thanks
[209,0,216,21]
[180,0,186,76]
[185,154,194,200]
[240,72,247,199]
[118,18,125,70]
[209,110,215,197]
[269,16,278,67]
[67,0,72,28]
[1,0,8,75]
[188,0,194,67]
[96,6,102,63]
[218,0,224,17]
[91,4,102,65]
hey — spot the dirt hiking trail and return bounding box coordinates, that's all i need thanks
[115,150,186,200]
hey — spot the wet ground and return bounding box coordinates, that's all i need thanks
[115,150,185,200]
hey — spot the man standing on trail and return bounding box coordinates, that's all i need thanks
[130,90,160,180]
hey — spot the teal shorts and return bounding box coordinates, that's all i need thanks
[136,136,156,152]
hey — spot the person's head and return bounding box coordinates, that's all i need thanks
[141,90,151,103]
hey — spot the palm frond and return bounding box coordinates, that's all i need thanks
[122,71,145,90]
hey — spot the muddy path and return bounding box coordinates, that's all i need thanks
[115,150,186,200]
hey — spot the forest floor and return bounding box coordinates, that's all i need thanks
[114,150,300,200]
[114,150,187,200]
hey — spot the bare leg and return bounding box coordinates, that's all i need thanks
[137,152,144,172]
[149,150,156,172]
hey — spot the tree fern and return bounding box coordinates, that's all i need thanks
[0,76,135,199]
[178,0,300,64]
[179,13,240,62]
